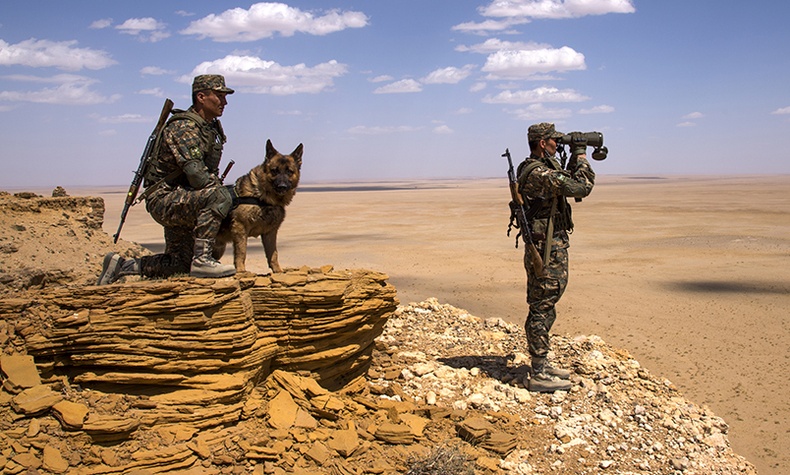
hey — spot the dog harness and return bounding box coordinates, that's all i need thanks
[225,184,274,209]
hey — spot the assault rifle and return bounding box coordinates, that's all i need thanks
[113,98,173,243]
[502,148,545,277]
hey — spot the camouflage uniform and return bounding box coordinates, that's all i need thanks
[139,77,235,278]
[518,123,595,360]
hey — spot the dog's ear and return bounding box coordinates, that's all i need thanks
[265,139,277,161]
[291,144,303,170]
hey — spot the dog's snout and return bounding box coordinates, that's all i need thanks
[274,179,291,194]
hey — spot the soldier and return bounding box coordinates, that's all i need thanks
[97,74,237,285]
[518,122,595,392]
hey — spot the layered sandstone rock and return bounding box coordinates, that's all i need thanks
[6,267,397,433]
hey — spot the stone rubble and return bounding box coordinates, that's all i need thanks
[369,299,757,474]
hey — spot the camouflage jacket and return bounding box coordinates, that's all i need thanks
[517,153,595,237]
[144,107,226,190]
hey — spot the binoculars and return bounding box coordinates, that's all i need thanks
[556,131,608,161]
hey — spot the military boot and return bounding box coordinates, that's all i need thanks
[544,363,572,380]
[528,357,571,393]
[190,238,236,278]
[97,252,140,285]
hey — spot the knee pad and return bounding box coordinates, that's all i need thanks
[206,185,233,218]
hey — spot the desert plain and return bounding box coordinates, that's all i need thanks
[89,174,789,475]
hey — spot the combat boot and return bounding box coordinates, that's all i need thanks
[190,238,236,278]
[528,356,571,392]
[544,363,572,380]
[528,371,572,393]
[97,252,140,285]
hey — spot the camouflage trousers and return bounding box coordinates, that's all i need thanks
[523,231,570,359]
[140,184,232,278]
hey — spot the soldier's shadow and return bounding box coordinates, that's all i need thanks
[438,355,531,385]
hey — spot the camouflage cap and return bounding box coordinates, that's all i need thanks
[527,122,563,142]
[192,74,235,94]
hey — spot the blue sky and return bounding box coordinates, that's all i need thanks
[1,0,789,188]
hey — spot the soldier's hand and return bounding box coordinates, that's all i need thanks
[569,132,587,157]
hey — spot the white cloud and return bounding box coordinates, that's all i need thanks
[0,74,120,105]
[373,79,422,94]
[677,121,696,127]
[579,104,614,114]
[94,113,150,124]
[480,0,635,19]
[116,18,170,42]
[772,106,790,115]
[0,38,116,71]
[482,46,585,79]
[507,103,572,121]
[369,75,394,83]
[373,65,478,94]
[421,65,475,84]
[184,55,348,95]
[140,66,174,76]
[137,87,165,97]
[456,107,473,114]
[433,125,454,134]
[181,2,368,42]
[451,18,529,34]
[483,86,589,104]
[683,111,704,119]
[347,125,421,135]
[89,18,113,29]
[470,82,487,92]
[456,38,550,54]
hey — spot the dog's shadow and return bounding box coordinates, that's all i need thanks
[438,354,531,385]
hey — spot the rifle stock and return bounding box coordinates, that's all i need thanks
[502,148,545,277]
[219,160,235,184]
[113,98,174,243]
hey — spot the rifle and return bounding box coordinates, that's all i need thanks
[219,160,235,184]
[502,148,545,277]
[113,98,174,243]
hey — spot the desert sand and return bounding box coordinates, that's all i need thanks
[91,174,788,475]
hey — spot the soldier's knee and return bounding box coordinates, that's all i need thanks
[206,185,233,218]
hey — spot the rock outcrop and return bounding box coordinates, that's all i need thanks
[4,268,397,434]
[0,190,147,292]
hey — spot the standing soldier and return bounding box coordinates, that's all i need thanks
[98,74,237,284]
[518,122,595,392]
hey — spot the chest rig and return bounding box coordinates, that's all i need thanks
[144,108,226,188]
[517,156,574,234]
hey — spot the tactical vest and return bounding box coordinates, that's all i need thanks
[144,108,226,188]
[518,157,574,233]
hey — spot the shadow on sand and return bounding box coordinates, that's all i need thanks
[664,280,789,295]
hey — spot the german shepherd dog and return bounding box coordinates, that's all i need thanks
[214,139,302,273]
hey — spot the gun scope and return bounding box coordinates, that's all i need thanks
[557,131,608,161]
